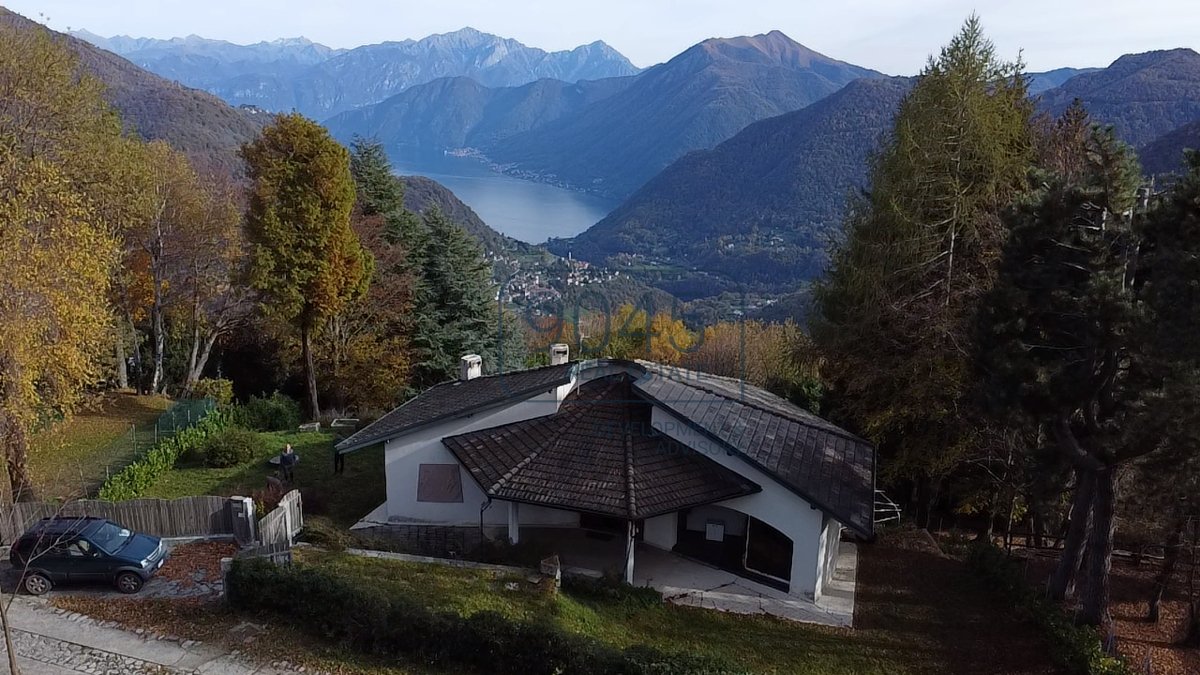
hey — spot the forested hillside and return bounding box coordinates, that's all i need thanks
[0,9,267,172]
[552,77,912,293]
[1140,118,1200,174]
[1040,48,1200,146]
[325,76,631,151]
[487,31,883,198]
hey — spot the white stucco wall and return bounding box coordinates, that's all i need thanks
[381,378,578,527]
[650,406,828,599]
[643,512,678,551]
[683,504,748,537]
[813,515,843,601]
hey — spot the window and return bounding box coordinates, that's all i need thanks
[416,464,463,503]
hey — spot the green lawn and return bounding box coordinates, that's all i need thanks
[29,392,173,500]
[299,549,904,675]
[143,430,385,527]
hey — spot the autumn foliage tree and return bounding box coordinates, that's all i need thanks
[0,24,121,498]
[242,113,373,418]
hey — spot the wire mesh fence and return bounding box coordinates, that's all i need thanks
[93,398,216,491]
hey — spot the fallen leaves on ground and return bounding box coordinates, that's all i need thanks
[158,541,238,588]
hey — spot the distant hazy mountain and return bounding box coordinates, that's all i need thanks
[486,31,883,199]
[1026,67,1099,94]
[6,10,266,172]
[1040,49,1200,146]
[550,77,912,296]
[1140,118,1200,175]
[74,27,640,119]
[325,75,632,151]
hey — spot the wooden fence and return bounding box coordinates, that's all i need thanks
[0,495,233,544]
[258,490,303,547]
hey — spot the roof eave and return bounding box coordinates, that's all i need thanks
[635,387,875,540]
[335,373,575,455]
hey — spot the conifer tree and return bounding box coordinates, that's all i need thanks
[410,208,498,387]
[814,16,1033,515]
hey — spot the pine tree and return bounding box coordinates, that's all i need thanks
[977,128,1200,628]
[813,16,1033,516]
[410,208,498,388]
[241,113,373,418]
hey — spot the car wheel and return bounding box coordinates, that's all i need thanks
[115,572,143,594]
[23,573,51,596]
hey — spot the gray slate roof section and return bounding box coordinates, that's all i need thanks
[335,362,575,453]
[633,361,875,538]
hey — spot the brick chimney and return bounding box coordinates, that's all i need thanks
[549,343,569,366]
[459,354,482,380]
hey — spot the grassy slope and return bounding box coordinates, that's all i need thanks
[143,431,385,527]
[28,393,173,501]
[299,532,1063,675]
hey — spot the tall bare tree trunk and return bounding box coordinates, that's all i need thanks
[1049,469,1095,601]
[1080,468,1117,629]
[150,280,165,394]
[115,333,128,390]
[301,323,320,420]
[1149,516,1186,622]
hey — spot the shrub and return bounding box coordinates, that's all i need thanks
[227,559,747,675]
[202,426,265,468]
[300,516,351,551]
[189,378,234,407]
[966,543,1130,675]
[563,574,663,609]
[98,410,229,501]
[235,392,302,432]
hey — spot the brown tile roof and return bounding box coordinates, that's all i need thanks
[335,362,575,454]
[633,362,875,537]
[442,375,760,519]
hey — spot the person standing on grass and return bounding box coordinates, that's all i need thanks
[280,443,298,483]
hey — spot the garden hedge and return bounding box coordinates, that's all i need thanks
[227,558,746,675]
[97,410,230,501]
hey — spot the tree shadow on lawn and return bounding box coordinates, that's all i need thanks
[853,529,1064,675]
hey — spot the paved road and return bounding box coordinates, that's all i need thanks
[0,596,297,674]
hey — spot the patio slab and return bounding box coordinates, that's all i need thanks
[521,527,858,627]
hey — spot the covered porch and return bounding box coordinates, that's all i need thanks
[518,525,857,627]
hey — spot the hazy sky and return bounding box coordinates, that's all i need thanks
[15,0,1200,74]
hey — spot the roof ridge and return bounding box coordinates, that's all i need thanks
[623,405,635,521]
[641,364,867,444]
[487,374,622,495]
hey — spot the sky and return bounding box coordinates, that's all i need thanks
[14,0,1200,74]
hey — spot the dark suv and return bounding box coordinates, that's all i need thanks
[8,516,169,595]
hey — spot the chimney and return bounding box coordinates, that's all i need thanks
[459,354,482,381]
[549,343,569,366]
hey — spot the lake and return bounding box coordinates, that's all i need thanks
[389,150,618,244]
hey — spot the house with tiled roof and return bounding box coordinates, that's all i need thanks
[337,347,875,614]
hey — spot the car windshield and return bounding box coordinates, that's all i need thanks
[88,522,132,554]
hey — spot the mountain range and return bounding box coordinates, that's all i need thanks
[1,9,267,172]
[72,27,640,119]
[28,9,1200,310]
[550,77,913,296]
[1040,48,1200,147]
[550,48,1200,299]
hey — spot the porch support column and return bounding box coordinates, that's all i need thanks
[624,520,635,584]
[507,501,520,545]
